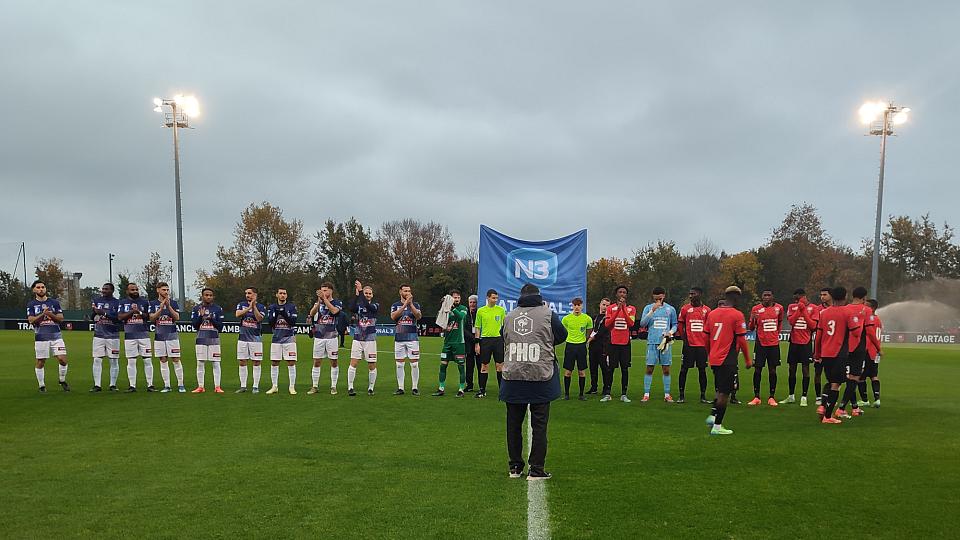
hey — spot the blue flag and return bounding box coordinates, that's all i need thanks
[478,225,587,314]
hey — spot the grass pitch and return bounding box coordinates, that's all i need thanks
[0,331,958,539]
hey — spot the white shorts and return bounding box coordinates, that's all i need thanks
[271,342,298,362]
[93,337,120,359]
[124,338,152,358]
[237,340,264,361]
[351,340,378,362]
[153,339,181,358]
[35,339,67,359]
[394,341,420,361]
[313,337,339,359]
[196,344,222,362]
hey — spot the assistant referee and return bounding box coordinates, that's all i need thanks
[473,289,507,399]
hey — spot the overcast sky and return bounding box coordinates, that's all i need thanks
[3,1,958,295]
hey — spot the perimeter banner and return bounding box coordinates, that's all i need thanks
[478,225,587,314]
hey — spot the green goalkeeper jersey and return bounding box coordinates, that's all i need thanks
[443,304,468,345]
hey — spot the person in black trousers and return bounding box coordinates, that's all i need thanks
[500,284,567,480]
[463,294,479,392]
[586,297,610,394]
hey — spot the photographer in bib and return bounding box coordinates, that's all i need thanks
[500,283,567,480]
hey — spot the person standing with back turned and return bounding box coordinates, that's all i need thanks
[500,283,567,480]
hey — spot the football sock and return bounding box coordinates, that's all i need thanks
[825,388,840,417]
[331,366,340,388]
[160,362,171,387]
[845,381,859,409]
[196,360,206,388]
[312,366,321,387]
[252,364,261,388]
[174,362,184,386]
[768,372,777,398]
[438,362,448,388]
[287,365,296,388]
[858,381,868,401]
[368,368,377,390]
[496,371,503,385]
[871,379,880,401]
[578,375,585,396]
[92,358,102,386]
[410,362,419,389]
[788,367,797,395]
[814,365,823,396]
[663,374,671,395]
[802,375,810,397]
[270,365,279,387]
[457,362,466,388]
[563,375,571,395]
[753,369,762,397]
[698,368,707,396]
[109,358,119,386]
[35,367,45,387]
[212,362,221,387]
[143,358,153,386]
[678,367,688,396]
[239,365,249,388]
[643,373,652,394]
[127,359,138,387]
[479,372,488,392]
[621,367,629,395]
[715,403,727,425]
[347,365,357,389]
[395,361,405,389]
[58,363,68,383]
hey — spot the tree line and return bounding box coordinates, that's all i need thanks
[3,202,959,318]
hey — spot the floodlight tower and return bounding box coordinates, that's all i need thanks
[153,95,200,305]
[859,100,909,300]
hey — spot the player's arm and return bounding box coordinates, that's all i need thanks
[168,302,180,322]
[638,305,654,326]
[322,296,341,315]
[286,305,298,325]
[604,308,616,328]
[27,307,43,325]
[252,303,265,322]
[813,318,823,360]
[666,307,677,336]
[867,318,882,357]
[118,305,134,321]
[190,307,202,330]
[787,306,801,326]
[390,303,404,321]
[410,301,421,320]
[626,306,636,326]
[738,333,752,368]
[148,303,162,322]
[234,303,248,318]
[213,307,224,332]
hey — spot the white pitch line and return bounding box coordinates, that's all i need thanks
[526,410,551,540]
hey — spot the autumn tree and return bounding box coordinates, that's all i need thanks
[587,257,629,312]
[35,257,66,299]
[757,203,837,301]
[628,241,685,307]
[682,238,722,302]
[0,271,27,309]
[713,251,763,311]
[313,218,387,303]
[377,219,455,283]
[138,252,166,301]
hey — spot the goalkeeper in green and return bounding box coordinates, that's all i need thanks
[433,289,468,397]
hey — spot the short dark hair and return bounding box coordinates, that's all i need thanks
[614,285,629,294]
[201,287,215,295]
[520,283,540,296]
[277,287,287,293]
[820,287,831,293]
[399,283,410,289]
[449,289,461,296]
[104,282,117,290]
[155,282,167,289]
[723,289,741,305]
[486,289,498,298]
[245,286,258,294]
[320,282,334,290]
[867,298,879,310]
[571,297,583,305]
[126,282,137,289]
[601,297,610,303]
[830,286,847,302]
[31,279,44,288]
[852,286,868,299]
[691,287,703,294]
[793,288,806,295]
[762,289,773,295]
[652,286,665,295]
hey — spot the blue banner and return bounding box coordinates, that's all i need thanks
[478,225,587,314]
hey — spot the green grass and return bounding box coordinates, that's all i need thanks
[1,331,958,539]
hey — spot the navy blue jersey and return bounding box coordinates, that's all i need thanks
[350,295,379,342]
[268,303,298,344]
[191,303,224,345]
[391,301,420,342]
[26,298,63,342]
[118,297,150,339]
[92,296,120,339]
[149,299,180,341]
[236,301,266,342]
[312,299,343,340]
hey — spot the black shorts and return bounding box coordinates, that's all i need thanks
[478,337,505,365]
[713,363,737,394]
[863,357,879,378]
[846,349,867,378]
[681,344,708,369]
[606,343,631,369]
[562,342,588,371]
[822,357,846,384]
[753,344,781,368]
[787,342,813,365]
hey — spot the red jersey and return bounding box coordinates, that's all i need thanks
[704,306,748,366]
[867,313,883,358]
[814,305,861,359]
[749,303,784,346]
[604,303,636,346]
[678,304,711,348]
[787,300,818,345]
[847,303,872,353]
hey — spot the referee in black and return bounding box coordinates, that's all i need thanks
[586,297,610,394]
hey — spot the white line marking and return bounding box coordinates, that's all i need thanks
[526,410,551,540]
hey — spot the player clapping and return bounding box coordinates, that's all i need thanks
[191,288,225,393]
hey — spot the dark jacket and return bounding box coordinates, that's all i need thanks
[498,294,567,404]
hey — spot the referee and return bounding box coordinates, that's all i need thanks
[473,289,507,399]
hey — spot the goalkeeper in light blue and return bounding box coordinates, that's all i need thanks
[638,286,678,402]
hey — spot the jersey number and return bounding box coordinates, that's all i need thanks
[713,322,723,340]
[826,320,836,336]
